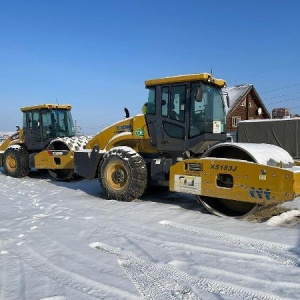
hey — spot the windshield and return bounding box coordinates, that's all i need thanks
[42,109,75,138]
[189,82,226,137]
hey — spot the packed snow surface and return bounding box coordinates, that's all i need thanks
[1,169,300,299]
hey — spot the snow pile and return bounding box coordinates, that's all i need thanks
[267,210,300,227]
[224,142,295,167]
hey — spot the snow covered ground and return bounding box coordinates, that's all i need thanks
[1,169,300,300]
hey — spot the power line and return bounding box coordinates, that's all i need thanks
[234,60,300,82]
[289,105,300,110]
[264,96,300,105]
[263,91,299,102]
[260,82,300,94]
[229,59,300,98]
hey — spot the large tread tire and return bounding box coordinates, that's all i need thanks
[3,146,30,178]
[99,146,147,201]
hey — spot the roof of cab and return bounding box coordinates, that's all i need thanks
[145,73,226,88]
[20,104,72,112]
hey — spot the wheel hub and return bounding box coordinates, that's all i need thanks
[106,162,128,190]
[7,155,16,170]
[112,169,125,183]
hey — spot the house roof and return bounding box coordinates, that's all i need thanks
[222,84,252,114]
[222,84,270,117]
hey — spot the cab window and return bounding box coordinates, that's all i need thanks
[161,85,186,122]
[146,87,156,114]
[170,85,185,122]
[161,87,169,117]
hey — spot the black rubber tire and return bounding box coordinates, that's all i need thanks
[99,146,148,201]
[3,146,30,178]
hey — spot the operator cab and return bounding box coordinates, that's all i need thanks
[21,104,75,151]
[144,73,227,155]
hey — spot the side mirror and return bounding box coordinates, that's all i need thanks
[196,87,203,102]
[226,95,230,108]
[223,92,230,108]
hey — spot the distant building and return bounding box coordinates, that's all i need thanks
[222,84,270,132]
[272,108,290,119]
[292,114,300,118]
[0,133,12,145]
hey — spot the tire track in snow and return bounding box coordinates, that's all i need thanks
[90,242,283,300]
[11,243,139,300]
[36,216,299,296]
[11,209,70,223]
[106,224,284,266]
[0,252,27,300]
[82,218,300,295]
[98,222,300,293]
[160,220,300,266]
[93,219,299,269]
[191,263,300,292]
[39,218,292,297]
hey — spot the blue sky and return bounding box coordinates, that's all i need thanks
[1,0,300,134]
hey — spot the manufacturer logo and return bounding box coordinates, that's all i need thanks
[135,128,145,137]
[115,125,132,133]
[52,151,64,156]
[47,151,67,156]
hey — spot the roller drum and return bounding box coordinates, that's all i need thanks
[198,142,295,218]
[47,136,90,180]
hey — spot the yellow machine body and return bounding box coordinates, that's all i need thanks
[86,114,156,153]
[0,104,86,180]
[72,73,300,217]
[33,150,75,169]
[2,75,300,217]
[0,129,25,152]
[169,157,300,206]
[0,104,73,151]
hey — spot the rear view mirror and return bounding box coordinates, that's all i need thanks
[196,87,203,102]
[226,95,230,108]
[222,92,230,108]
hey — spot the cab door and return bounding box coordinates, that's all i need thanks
[23,110,52,150]
[145,84,188,153]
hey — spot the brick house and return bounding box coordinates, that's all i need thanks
[222,84,270,132]
[272,108,290,119]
